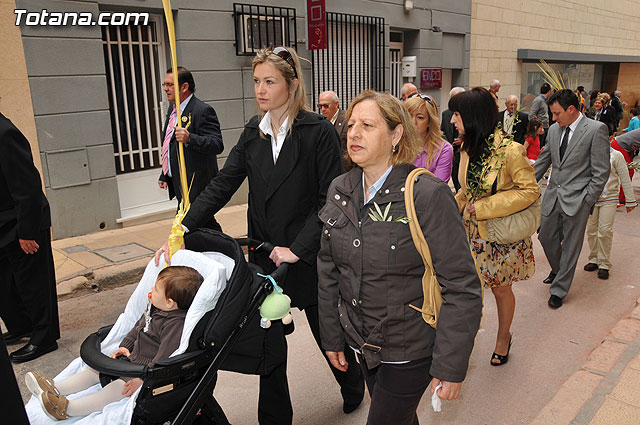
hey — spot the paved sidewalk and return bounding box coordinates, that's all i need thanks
[51,204,248,297]
[532,297,640,425]
[38,178,640,424]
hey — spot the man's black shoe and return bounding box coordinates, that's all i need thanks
[2,330,31,345]
[9,342,58,363]
[543,272,557,284]
[548,295,563,309]
[598,269,609,280]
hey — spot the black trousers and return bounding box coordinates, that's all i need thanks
[451,150,461,191]
[358,355,432,425]
[0,335,30,424]
[0,228,60,347]
[258,304,364,425]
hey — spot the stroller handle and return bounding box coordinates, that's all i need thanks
[235,237,288,282]
[235,237,275,254]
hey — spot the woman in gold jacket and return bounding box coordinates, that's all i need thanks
[450,87,540,366]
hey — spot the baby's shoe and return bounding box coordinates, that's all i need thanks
[40,390,70,421]
[25,371,59,398]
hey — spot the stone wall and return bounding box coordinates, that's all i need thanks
[617,63,640,129]
[15,0,472,238]
[469,0,640,105]
[0,0,42,175]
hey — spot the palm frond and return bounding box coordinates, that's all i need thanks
[536,59,567,90]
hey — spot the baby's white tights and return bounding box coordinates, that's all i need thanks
[54,368,127,417]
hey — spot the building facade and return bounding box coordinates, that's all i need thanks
[470,0,640,120]
[5,0,471,239]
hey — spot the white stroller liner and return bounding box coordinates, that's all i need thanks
[26,250,235,425]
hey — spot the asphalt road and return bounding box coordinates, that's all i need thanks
[8,206,640,425]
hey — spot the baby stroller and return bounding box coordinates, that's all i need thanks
[26,229,289,425]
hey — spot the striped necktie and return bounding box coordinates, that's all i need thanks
[559,127,570,161]
[161,107,178,175]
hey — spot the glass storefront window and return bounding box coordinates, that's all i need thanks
[520,62,604,111]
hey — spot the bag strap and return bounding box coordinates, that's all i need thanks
[404,168,484,330]
[404,168,436,288]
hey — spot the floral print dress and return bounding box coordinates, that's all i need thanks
[465,143,535,288]
[467,220,535,288]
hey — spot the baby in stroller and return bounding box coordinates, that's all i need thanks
[26,266,203,421]
[26,231,287,425]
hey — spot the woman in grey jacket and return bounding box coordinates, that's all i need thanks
[317,91,483,425]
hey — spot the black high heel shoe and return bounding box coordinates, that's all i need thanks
[490,334,512,366]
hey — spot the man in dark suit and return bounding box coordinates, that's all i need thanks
[611,90,626,130]
[318,90,350,171]
[533,90,610,309]
[1,335,30,423]
[0,113,60,362]
[158,67,224,230]
[441,87,465,191]
[500,95,529,144]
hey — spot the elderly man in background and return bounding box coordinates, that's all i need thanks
[441,87,465,191]
[500,95,529,144]
[400,83,418,101]
[318,90,350,171]
[489,79,501,105]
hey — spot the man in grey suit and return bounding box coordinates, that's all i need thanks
[534,89,610,309]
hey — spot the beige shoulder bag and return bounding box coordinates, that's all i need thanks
[404,168,442,329]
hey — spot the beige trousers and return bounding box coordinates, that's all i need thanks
[586,204,617,270]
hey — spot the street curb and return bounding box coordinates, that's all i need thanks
[531,297,640,425]
[56,256,152,300]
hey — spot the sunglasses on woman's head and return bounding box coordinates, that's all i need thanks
[272,46,298,79]
[417,93,435,106]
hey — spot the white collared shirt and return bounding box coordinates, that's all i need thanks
[259,112,290,164]
[330,109,339,125]
[363,166,393,205]
[504,111,515,135]
[165,94,194,177]
[563,113,584,146]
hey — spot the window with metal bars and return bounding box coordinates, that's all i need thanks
[233,3,297,56]
[102,16,167,174]
[311,12,385,111]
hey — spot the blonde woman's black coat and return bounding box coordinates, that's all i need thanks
[183,110,342,308]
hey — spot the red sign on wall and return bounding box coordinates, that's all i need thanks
[307,0,326,50]
[421,68,442,89]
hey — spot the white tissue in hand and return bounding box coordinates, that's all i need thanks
[431,382,443,412]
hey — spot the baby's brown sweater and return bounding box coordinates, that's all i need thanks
[120,306,187,366]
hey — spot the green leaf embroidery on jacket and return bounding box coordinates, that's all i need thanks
[368,202,411,223]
